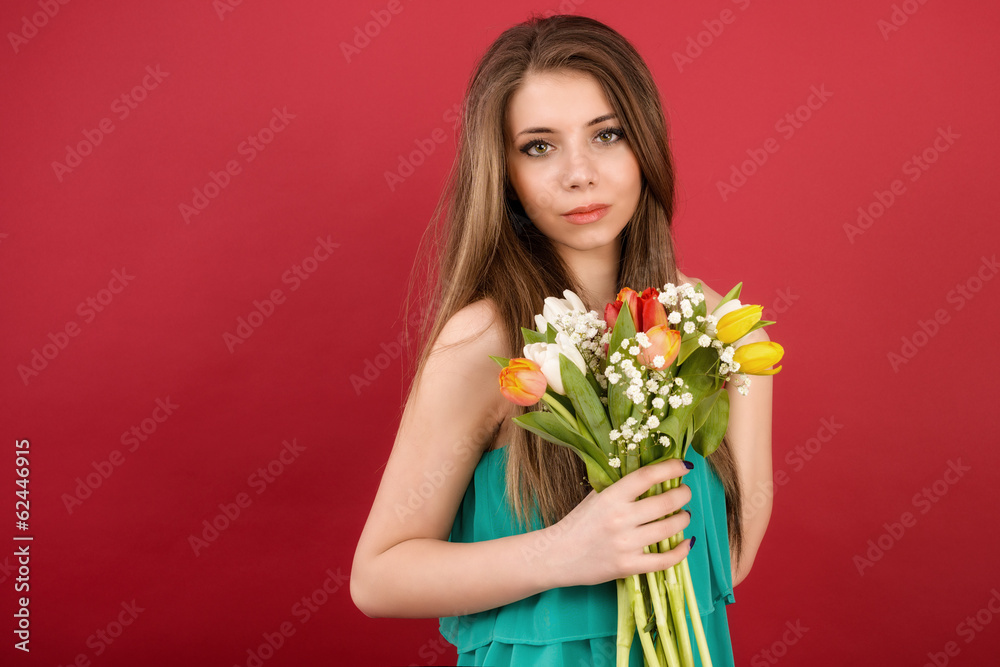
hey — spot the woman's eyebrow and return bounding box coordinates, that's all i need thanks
[513,112,617,139]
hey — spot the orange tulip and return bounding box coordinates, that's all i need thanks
[637,325,682,371]
[499,358,548,406]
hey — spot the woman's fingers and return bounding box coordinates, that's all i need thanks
[633,533,695,575]
[630,483,693,526]
[608,458,693,502]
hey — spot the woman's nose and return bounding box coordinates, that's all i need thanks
[560,144,598,189]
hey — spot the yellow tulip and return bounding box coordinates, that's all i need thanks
[716,304,763,344]
[732,341,784,375]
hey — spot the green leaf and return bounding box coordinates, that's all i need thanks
[545,322,559,344]
[654,374,716,452]
[692,387,722,432]
[545,389,575,417]
[692,389,729,458]
[677,335,702,366]
[690,282,707,320]
[521,327,546,345]
[584,456,616,492]
[490,355,511,368]
[608,357,632,431]
[584,363,603,398]
[678,346,716,378]
[560,353,614,457]
[654,414,683,446]
[512,411,618,484]
[744,319,776,334]
[712,282,743,314]
[608,301,637,361]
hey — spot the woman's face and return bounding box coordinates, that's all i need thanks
[504,69,642,255]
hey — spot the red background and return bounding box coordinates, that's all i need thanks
[2,1,999,665]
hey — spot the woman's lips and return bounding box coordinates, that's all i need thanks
[561,205,610,224]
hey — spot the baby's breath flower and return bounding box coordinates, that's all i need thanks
[668,395,682,409]
[610,351,622,363]
[698,334,711,347]
[609,457,621,468]
[683,321,696,334]
[646,415,660,429]
[681,392,693,406]
[635,331,650,348]
[628,345,640,355]
[668,311,681,324]
[652,396,665,409]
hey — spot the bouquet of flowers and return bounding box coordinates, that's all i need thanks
[492,281,783,667]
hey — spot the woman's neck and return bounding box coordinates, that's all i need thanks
[557,239,622,313]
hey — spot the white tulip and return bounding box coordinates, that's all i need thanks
[542,290,589,329]
[522,331,588,395]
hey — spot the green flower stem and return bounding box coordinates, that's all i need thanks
[540,393,589,441]
[656,634,669,665]
[644,545,681,667]
[655,475,698,666]
[616,577,635,666]
[665,566,693,666]
[629,574,663,666]
[680,557,713,667]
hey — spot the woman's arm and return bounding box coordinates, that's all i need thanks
[677,272,774,587]
[350,300,567,618]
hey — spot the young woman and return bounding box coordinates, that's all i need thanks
[351,14,774,666]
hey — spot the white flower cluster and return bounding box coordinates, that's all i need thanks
[609,416,651,453]
[537,291,610,389]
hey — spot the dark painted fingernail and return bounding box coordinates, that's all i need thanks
[683,461,694,469]
[685,510,692,518]
[689,536,696,549]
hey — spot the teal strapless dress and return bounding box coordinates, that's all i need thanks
[439,444,736,666]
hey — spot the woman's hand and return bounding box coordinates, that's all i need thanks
[541,459,694,588]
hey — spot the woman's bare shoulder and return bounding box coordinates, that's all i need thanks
[432,298,506,355]
[675,269,724,314]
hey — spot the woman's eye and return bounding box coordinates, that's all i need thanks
[520,128,623,157]
[528,142,550,156]
[597,128,624,143]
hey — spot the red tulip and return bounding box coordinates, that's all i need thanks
[499,358,548,406]
[638,287,668,331]
[605,287,641,332]
[637,325,682,371]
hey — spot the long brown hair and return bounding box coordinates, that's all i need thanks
[401,14,745,568]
